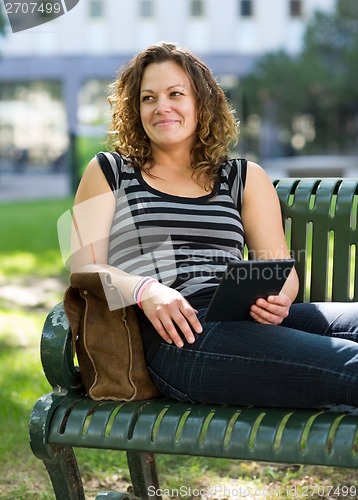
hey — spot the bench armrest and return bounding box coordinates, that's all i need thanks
[41,302,83,395]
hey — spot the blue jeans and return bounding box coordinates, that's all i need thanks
[147,302,358,408]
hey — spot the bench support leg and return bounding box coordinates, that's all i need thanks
[43,448,85,500]
[29,394,86,499]
[126,451,161,500]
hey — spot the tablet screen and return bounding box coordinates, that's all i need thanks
[204,259,295,322]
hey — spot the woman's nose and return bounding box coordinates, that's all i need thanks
[155,95,171,113]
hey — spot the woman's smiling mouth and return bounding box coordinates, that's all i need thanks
[154,119,179,126]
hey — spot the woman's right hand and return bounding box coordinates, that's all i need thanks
[140,281,203,347]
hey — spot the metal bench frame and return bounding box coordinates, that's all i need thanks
[29,178,358,499]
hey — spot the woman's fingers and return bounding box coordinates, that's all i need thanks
[151,310,200,347]
[141,282,202,347]
[250,293,291,325]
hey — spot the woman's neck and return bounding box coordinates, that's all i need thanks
[150,144,192,171]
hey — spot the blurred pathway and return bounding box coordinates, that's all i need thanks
[0,171,70,203]
[0,275,66,310]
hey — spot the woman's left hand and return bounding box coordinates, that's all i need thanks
[250,291,292,325]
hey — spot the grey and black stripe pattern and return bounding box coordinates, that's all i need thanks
[96,152,247,308]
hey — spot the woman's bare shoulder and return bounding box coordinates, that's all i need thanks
[75,156,112,204]
[245,160,274,193]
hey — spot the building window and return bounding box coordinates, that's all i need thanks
[190,0,204,17]
[290,0,302,18]
[240,0,253,17]
[89,0,104,18]
[139,0,154,18]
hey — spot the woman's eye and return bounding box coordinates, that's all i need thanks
[171,91,183,97]
[141,95,154,102]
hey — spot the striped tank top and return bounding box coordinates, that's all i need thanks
[96,152,247,309]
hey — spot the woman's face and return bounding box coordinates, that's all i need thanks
[139,61,198,153]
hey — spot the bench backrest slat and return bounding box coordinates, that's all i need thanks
[275,178,358,303]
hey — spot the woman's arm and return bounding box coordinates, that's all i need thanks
[241,161,299,324]
[71,158,154,305]
[71,156,115,269]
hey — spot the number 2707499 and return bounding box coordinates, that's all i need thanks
[5,2,62,15]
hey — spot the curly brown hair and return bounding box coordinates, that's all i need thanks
[107,42,239,188]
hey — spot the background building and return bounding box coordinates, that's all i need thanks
[1,0,336,57]
[0,0,337,170]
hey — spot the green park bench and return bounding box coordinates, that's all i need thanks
[29,177,358,499]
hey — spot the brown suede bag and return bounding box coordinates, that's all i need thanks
[63,272,160,401]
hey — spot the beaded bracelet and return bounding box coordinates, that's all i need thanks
[132,277,151,305]
[136,278,158,309]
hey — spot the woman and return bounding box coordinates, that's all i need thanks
[72,42,358,408]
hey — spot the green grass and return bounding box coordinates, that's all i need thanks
[0,198,70,497]
[0,314,52,499]
[0,198,357,499]
[0,198,72,278]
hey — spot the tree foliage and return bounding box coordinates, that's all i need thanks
[242,0,358,154]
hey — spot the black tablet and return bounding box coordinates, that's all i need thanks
[204,259,295,322]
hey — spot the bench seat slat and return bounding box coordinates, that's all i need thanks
[47,396,358,467]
